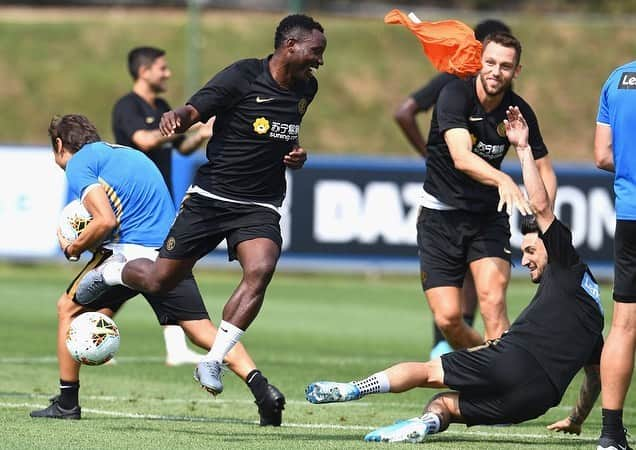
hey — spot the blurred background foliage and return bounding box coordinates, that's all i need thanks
[1,2,634,160]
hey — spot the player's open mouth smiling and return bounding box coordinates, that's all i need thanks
[486,76,501,87]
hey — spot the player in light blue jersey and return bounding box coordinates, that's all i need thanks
[595,61,636,450]
[65,140,176,247]
[31,114,285,426]
[66,140,205,366]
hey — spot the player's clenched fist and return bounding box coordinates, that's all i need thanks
[159,110,182,136]
[284,145,307,169]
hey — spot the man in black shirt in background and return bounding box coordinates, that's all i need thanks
[112,46,213,367]
[78,15,327,406]
[112,46,213,198]
[393,19,512,360]
[305,106,603,444]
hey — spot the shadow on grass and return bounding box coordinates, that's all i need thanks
[107,423,360,442]
[429,433,598,446]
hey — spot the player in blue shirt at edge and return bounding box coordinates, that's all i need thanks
[594,60,636,450]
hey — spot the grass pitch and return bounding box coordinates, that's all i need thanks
[0,262,632,449]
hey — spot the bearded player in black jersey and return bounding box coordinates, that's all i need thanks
[305,106,603,444]
[394,19,512,361]
[417,32,557,353]
[74,14,326,414]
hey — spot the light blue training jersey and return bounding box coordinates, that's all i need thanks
[597,60,636,220]
[65,141,176,246]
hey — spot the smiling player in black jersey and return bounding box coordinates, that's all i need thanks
[394,19,512,361]
[75,14,326,408]
[417,32,557,353]
[305,106,603,444]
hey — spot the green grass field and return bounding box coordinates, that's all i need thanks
[0,262,633,449]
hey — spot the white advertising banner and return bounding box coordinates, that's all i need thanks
[0,146,617,277]
[0,146,67,257]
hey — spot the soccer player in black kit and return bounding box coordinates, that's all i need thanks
[305,106,604,444]
[76,14,326,408]
[393,19,520,360]
[416,32,556,353]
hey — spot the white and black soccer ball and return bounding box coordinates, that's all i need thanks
[59,199,92,243]
[66,312,120,366]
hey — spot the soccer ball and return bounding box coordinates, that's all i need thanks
[59,200,92,242]
[66,312,120,366]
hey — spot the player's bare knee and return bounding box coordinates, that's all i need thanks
[435,314,464,335]
[243,261,276,289]
[57,293,80,320]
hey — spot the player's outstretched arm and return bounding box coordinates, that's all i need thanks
[444,127,531,216]
[130,129,184,153]
[535,154,557,211]
[546,364,600,435]
[178,117,215,155]
[508,106,554,232]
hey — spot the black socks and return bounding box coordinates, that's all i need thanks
[246,369,268,400]
[58,379,80,409]
[601,408,625,440]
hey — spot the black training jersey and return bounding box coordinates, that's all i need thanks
[187,56,318,207]
[504,219,604,399]
[411,72,458,112]
[425,76,548,212]
[112,92,182,194]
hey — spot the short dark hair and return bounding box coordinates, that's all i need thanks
[483,31,522,66]
[520,215,539,235]
[474,19,510,42]
[274,14,324,50]
[128,46,165,80]
[48,114,101,153]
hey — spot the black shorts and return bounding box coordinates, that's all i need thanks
[417,207,511,289]
[613,220,636,302]
[67,250,209,325]
[159,193,282,261]
[441,339,559,426]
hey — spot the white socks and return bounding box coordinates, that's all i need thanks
[419,412,441,434]
[203,320,244,363]
[163,325,191,354]
[102,260,125,286]
[353,371,391,395]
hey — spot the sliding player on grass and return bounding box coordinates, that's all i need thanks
[305,107,604,443]
[30,114,284,425]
